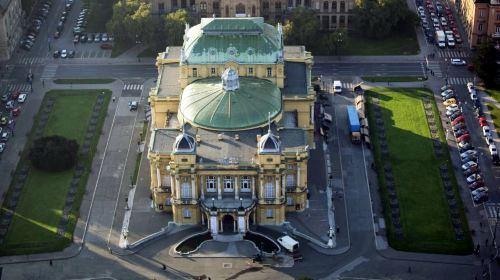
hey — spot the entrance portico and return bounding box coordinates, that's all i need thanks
[203,197,255,236]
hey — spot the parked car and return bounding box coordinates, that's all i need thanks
[17,93,27,103]
[12,107,20,117]
[473,191,488,204]
[1,93,11,102]
[452,122,466,131]
[459,143,474,153]
[449,112,462,121]
[479,117,488,127]
[489,143,498,155]
[443,98,457,106]
[451,115,465,125]
[457,134,471,142]
[68,50,75,58]
[53,50,61,58]
[462,161,478,170]
[5,100,15,110]
[482,126,491,137]
[441,89,454,97]
[472,187,488,197]
[467,82,475,93]
[442,92,456,100]
[485,136,494,146]
[0,131,10,142]
[461,150,478,159]
[468,180,485,190]
[492,154,500,166]
[100,43,113,50]
[446,104,459,111]
[73,35,79,43]
[454,129,469,138]
[464,166,479,177]
[0,142,4,153]
[467,173,482,184]
[461,156,477,165]
[470,92,477,101]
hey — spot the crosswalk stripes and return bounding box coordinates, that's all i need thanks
[123,84,144,91]
[40,64,58,80]
[18,57,45,65]
[5,83,31,92]
[342,82,353,90]
[437,50,470,58]
[447,77,473,85]
[484,203,500,223]
[426,61,443,78]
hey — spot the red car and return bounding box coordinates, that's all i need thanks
[11,90,20,100]
[451,115,465,125]
[479,117,487,126]
[12,107,20,117]
[468,181,485,190]
[457,134,471,142]
[100,43,113,50]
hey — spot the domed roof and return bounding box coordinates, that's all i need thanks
[179,77,282,131]
[173,133,196,154]
[258,129,280,154]
[221,68,239,91]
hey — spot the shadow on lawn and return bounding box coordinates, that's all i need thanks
[365,88,473,255]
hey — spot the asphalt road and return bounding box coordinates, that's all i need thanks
[312,62,424,77]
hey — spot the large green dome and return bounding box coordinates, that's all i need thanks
[179,76,282,130]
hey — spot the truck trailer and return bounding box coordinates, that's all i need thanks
[347,105,361,144]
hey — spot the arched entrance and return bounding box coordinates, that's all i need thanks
[222,214,235,233]
[235,3,245,15]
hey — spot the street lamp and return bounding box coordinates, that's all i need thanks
[211,197,217,211]
[238,197,244,211]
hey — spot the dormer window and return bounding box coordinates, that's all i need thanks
[173,133,196,154]
[266,67,272,77]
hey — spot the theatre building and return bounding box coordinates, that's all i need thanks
[147,17,315,236]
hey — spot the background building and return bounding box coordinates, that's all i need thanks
[148,17,315,236]
[0,0,23,61]
[149,0,354,30]
[455,0,500,48]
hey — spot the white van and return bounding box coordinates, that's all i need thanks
[277,235,299,253]
[333,80,342,94]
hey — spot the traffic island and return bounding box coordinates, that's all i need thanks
[0,90,110,256]
[366,88,472,254]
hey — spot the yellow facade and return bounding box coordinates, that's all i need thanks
[147,17,314,235]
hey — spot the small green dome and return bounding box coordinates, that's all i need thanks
[180,77,282,130]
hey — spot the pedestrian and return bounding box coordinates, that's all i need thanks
[481,258,484,265]
[480,222,483,227]
[49,259,53,266]
[162,264,166,270]
[42,80,45,87]
[485,239,488,246]
[336,226,340,233]
[112,96,116,102]
[407,266,412,273]
[371,162,375,170]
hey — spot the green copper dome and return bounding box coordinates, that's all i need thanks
[179,76,282,130]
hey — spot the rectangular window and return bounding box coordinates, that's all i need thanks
[286,174,296,187]
[340,1,345,12]
[264,180,274,198]
[181,179,191,198]
[162,175,172,187]
[241,176,251,191]
[165,197,171,205]
[296,0,302,6]
[183,208,191,218]
[206,176,216,192]
[332,1,337,11]
[287,196,294,205]
[211,67,216,75]
[248,67,254,75]
[200,2,207,11]
[266,67,272,77]
[275,2,282,10]
[479,10,484,18]
[497,13,500,21]
[478,23,483,32]
[266,208,273,218]
[496,25,500,33]
[223,176,233,191]
[172,0,178,8]
[158,3,165,11]
[192,68,198,77]
[288,0,294,8]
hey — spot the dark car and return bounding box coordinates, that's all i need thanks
[468,180,485,190]
[459,144,474,153]
[453,122,466,132]
[473,192,488,204]
[53,50,61,58]
[492,154,500,166]
[449,111,462,121]
[1,93,11,102]
[68,50,75,58]
[457,134,471,143]
[454,129,469,138]
[100,43,113,50]
[80,34,87,43]
[54,31,61,39]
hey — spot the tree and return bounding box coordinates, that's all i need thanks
[324,28,347,55]
[282,6,319,48]
[474,39,499,87]
[29,136,79,172]
[164,9,192,47]
[106,0,153,44]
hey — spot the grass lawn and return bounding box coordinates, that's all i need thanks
[111,41,133,58]
[366,88,472,254]
[343,33,419,56]
[53,79,115,84]
[362,76,427,83]
[486,103,500,133]
[0,90,110,255]
[485,88,500,103]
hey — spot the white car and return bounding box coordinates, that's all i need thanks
[0,142,5,153]
[446,104,459,111]
[450,58,466,65]
[460,150,478,159]
[417,6,425,13]
[483,126,491,137]
[485,136,494,146]
[462,161,478,170]
[470,92,477,101]
[60,49,67,58]
[489,143,498,155]
[472,187,488,197]
[441,89,454,97]
[466,173,482,184]
[17,93,27,103]
[440,17,447,26]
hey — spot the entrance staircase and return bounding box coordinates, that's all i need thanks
[213,233,243,242]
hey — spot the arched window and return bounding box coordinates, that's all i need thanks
[323,1,329,11]
[235,3,245,14]
[206,176,216,192]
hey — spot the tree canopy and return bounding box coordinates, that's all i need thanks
[164,9,192,47]
[107,0,153,44]
[29,136,79,172]
[352,0,417,38]
[474,40,499,87]
[282,7,319,49]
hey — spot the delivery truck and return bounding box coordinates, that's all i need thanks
[347,105,361,144]
[435,30,446,48]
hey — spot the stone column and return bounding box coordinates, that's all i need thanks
[252,177,256,199]
[156,165,161,188]
[200,175,205,200]
[234,176,239,200]
[219,219,223,232]
[238,214,246,233]
[282,174,286,197]
[259,176,264,199]
[275,176,280,201]
[201,212,205,225]
[217,176,222,199]
[170,176,175,197]
[233,220,236,232]
[175,176,180,199]
[297,166,301,188]
[210,214,218,236]
[191,175,196,200]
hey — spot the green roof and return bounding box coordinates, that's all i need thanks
[182,17,283,64]
[180,77,282,130]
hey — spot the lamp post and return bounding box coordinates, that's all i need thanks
[211,197,216,211]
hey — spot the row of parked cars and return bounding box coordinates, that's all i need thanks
[54,0,74,39]
[0,90,28,155]
[441,84,495,204]
[418,0,463,46]
[21,0,54,51]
